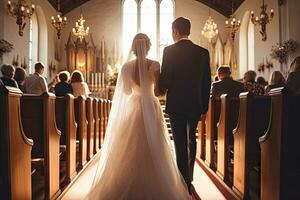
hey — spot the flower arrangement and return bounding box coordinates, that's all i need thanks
[107,64,119,86]
[270,39,298,63]
[0,39,14,57]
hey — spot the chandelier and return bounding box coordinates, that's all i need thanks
[72,10,89,42]
[51,0,67,39]
[225,1,241,41]
[251,0,274,41]
[202,8,218,42]
[7,0,35,36]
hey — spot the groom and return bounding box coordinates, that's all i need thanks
[159,17,211,193]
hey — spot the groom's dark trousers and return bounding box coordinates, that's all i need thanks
[159,40,211,193]
[169,114,199,192]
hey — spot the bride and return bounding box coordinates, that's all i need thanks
[85,33,192,200]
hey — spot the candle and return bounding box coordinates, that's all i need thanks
[95,72,98,90]
[101,39,105,59]
[98,73,101,88]
[101,73,104,87]
[92,73,94,87]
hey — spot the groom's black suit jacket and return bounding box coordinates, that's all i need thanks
[159,40,211,118]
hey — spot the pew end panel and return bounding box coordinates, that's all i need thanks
[197,120,206,161]
[0,86,33,200]
[93,98,100,154]
[21,93,61,200]
[55,94,78,184]
[232,92,271,200]
[259,88,300,200]
[86,97,95,161]
[216,95,240,183]
[205,96,221,170]
[74,96,88,169]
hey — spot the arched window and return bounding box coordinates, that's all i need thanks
[122,0,138,60]
[29,13,38,74]
[122,0,175,62]
[247,19,255,70]
[160,0,174,59]
[141,0,157,59]
[28,6,48,77]
[239,11,250,77]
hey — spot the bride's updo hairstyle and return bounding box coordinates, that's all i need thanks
[131,33,151,57]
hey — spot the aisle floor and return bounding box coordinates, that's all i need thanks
[62,153,226,200]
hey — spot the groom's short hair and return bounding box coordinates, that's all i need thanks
[172,17,191,36]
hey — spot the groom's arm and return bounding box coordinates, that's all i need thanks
[159,47,172,95]
[201,49,212,114]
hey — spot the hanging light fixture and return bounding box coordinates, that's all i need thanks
[72,8,89,42]
[51,0,67,39]
[202,8,219,42]
[251,0,274,41]
[7,0,35,36]
[225,0,241,41]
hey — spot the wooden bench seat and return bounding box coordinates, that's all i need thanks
[259,88,300,200]
[232,92,271,199]
[0,86,33,200]
[216,95,240,183]
[205,96,221,169]
[74,96,88,169]
[55,94,77,183]
[86,97,95,161]
[93,98,100,154]
[20,93,61,200]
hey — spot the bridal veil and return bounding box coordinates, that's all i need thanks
[85,34,191,200]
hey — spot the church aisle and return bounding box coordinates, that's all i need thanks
[61,152,226,200]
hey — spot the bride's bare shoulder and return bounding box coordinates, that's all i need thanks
[147,59,160,71]
[121,60,135,72]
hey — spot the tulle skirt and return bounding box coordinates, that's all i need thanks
[85,95,191,200]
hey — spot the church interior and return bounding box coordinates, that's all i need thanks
[1,0,300,199]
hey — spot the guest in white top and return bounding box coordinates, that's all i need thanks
[24,62,48,95]
[70,70,91,97]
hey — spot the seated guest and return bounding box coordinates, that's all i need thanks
[0,64,18,88]
[214,75,219,82]
[265,71,286,94]
[70,70,91,97]
[14,67,27,92]
[286,56,300,94]
[257,76,268,90]
[48,74,59,93]
[243,70,264,95]
[24,62,48,95]
[211,66,245,98]
[54,71,73,97]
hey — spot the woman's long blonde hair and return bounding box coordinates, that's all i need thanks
[290,56,300,73]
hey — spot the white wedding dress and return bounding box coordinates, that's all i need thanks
[85,39,191,200]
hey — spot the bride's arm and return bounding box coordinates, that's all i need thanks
[154,62,162,97]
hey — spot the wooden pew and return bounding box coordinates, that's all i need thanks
[93,98,100,154]
[86,97,95,160]
[0,86,33,200]
[98,99,105,147]
[103,99,109,139]
[55,94,77,183]
[232,92,271,199]
[74,96,88,169]
[205,96,221,169]
[197,120,206,160]
[259,88,300,200]
[216,95,240,182]
[20,93,61,200]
